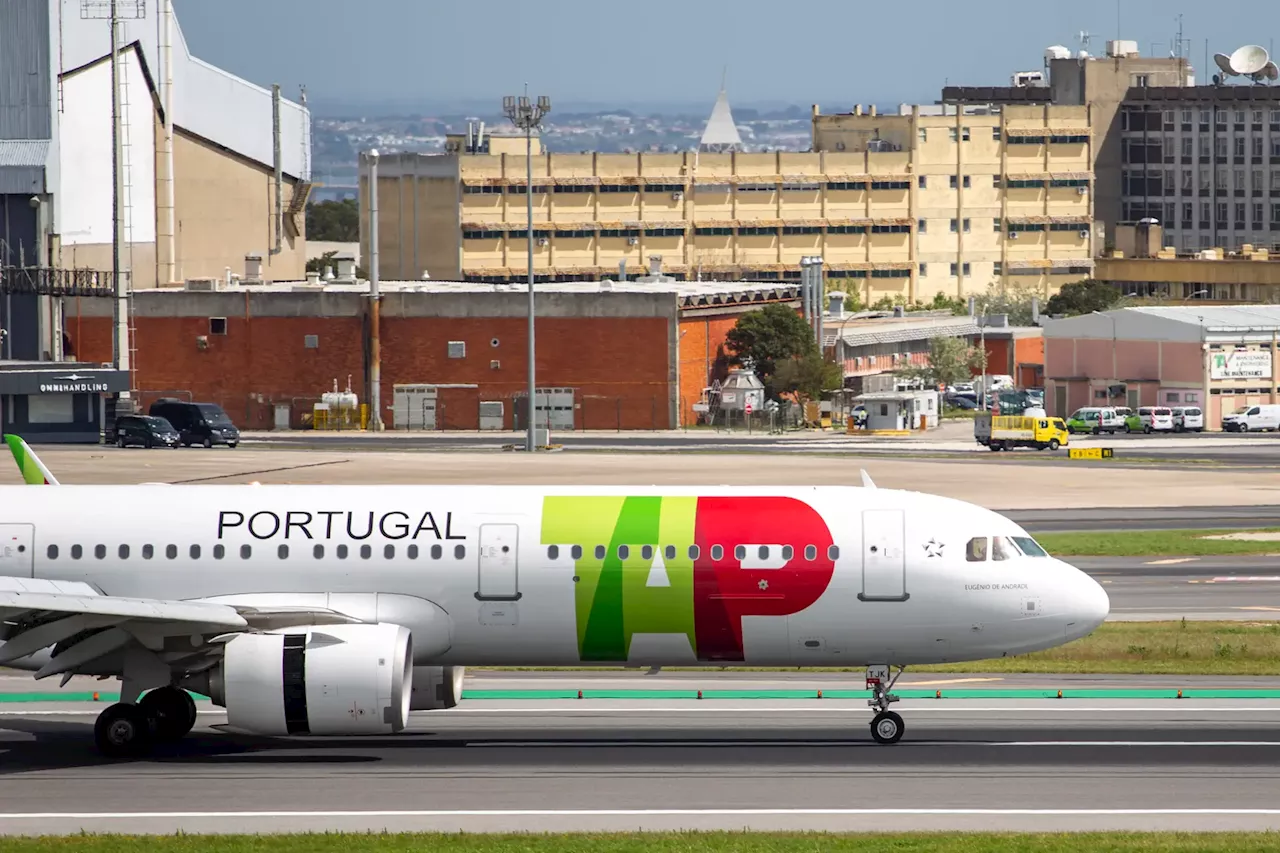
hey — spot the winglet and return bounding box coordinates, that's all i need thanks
[860,469,876,489]
[5,435,59,485]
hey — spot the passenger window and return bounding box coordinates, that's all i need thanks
[664,545,676,560]
[570,545,582,560]
[688,544,700,560]
[239,545,251,559]
[47,544,58,559]
[594,545,606,560]
[384,544,395,559]
[142,544,154,560]
[337,544,349,559]
[166,545,177,560]
[119,544,129,559]
[547,545,560,560]
[313,544,325,559]
[782,545,793,560]
[408,544,419,559]
[759,545,769,560]
[711,545,724,560]
[278,544,289,559]
[965,537,988,562]
[804,545,817,560]
[828,545,840,560]
[71,544,82,560]
[360,544,372,559]
[454,544,466,559]
[94,544,106,559]
[992,537,1013,561]
[431,544,442,559]
[618,545,630,559]
[641,545,653,560]
[212,544,223,560]
[734,545,746,560]
[190,545,201,559]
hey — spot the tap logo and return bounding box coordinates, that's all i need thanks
[542,495,836,662]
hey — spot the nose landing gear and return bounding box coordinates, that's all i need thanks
[867,664,906,744]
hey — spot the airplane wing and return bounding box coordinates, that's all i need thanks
[5,435,59,485]
[0,576,364,684]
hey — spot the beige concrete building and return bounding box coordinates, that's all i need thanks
[360,103,1094,306]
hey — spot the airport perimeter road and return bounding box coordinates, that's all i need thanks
[1008,506,1280,532]
[3,698,1280,833]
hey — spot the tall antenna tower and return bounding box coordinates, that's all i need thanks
[81,0,145,402]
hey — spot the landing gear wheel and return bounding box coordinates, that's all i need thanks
[94,703,154,758]
[139,686,197,742]
[871,711,905,744]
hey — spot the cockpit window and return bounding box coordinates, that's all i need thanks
[1012,536,1048,557]
[992,537,1015,561]
[965,537,988,562]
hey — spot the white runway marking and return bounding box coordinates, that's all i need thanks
[466,740,1280,748]
[3,808,1280,820]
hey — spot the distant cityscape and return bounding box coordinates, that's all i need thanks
[310,104,826,201]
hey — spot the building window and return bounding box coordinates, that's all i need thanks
[950,219,958,232]
[962,262,971,277]
[950,263,959,276]
[209,317,227,336]
[993,218,1003,231]
[963,218,970,232]
[992,126,1001,140]
[950,175,958,189]
[918,176,927,188]
[918,128,927,142]
[919,263,928,276]
[961,127,971,141]
[994,261,1003,276]
[918,219,927,233]
[949,127,958,141]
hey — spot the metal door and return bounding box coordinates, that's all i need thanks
[476,523,521,601]
[393,385,437,430]
[859,509,908,602]
[0,524,35,577]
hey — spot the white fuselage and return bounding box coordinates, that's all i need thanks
[0,484,1109,669]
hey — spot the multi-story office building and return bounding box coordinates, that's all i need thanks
[1119,87,1280,252]
[360,104,1094,305]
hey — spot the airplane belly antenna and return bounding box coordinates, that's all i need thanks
[860,469,877,489]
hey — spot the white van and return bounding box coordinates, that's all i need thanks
[1136,406,1174,433]
[1172,407,1204,432]
[1222,404,1280,432]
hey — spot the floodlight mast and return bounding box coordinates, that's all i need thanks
[502,90,551,452]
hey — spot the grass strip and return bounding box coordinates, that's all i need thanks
[0,833,1277,852]
[1035,528,1280,557]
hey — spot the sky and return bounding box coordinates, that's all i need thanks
[173,0,1280,113]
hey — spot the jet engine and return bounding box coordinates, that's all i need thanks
[410,665,465,710]
[197,623,413,736]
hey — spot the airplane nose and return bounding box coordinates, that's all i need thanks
[1063,562,1109,640]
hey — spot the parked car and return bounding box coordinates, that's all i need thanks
[112,414,180,448]
[1065,407,1124,434]
[1222,404,1280,432]
[1172,407,1204,432]
[148,399,241,448]
[1124,406,1174,434]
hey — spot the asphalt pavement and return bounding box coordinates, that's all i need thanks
[3,696,1280,833]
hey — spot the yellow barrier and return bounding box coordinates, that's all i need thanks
[1068,447,1114,460]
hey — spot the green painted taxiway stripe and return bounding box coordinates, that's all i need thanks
[8,688,1280,704]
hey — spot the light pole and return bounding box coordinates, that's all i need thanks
[1183,288,1209,302]
[503,90,551,452]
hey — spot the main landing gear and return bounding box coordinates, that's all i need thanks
[93,686,198,758]
[866,664,905,745]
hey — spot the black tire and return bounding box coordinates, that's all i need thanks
[1049,438,1060,451]
[139,687,197,742]
[117,436,126,448]
[227,442,238,449]
[870,711,905,745]
[145,437,153,449]
[1092,427,1100,435]
[94,703,154,759]
[1144,425,1152,434]
[202,437,213,448]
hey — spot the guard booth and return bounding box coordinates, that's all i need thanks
[854,390,940,431]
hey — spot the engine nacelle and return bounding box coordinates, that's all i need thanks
[410,665,465,710]
[203,623,413,736]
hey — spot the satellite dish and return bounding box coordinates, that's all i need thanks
[1263,61,1279,81]
[1230,45,1269,76]
[1214,53,1236,75]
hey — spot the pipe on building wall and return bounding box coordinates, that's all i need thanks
[157,0,175,285]
[270,84,282,257]
[368,150,382,431]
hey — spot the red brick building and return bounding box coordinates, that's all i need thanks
[66,280,800,431]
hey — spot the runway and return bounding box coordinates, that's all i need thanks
[2,692,1280,833]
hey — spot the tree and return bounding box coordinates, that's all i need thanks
[895,336,988,390]
[1044,278,1122,317]
[305,198,359,242]
[772,351,843,408]
[724,304,816,382]
[969,281,1042,326]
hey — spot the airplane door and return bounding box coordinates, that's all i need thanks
[0,524,34,577]
[476,523,522,602]
[859,509,908,602]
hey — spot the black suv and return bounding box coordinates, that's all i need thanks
[148,399,241,448]
[112,415,181,448]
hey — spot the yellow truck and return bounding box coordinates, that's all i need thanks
[974,414,1069,452]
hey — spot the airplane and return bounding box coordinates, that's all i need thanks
[0,434,1109,758]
